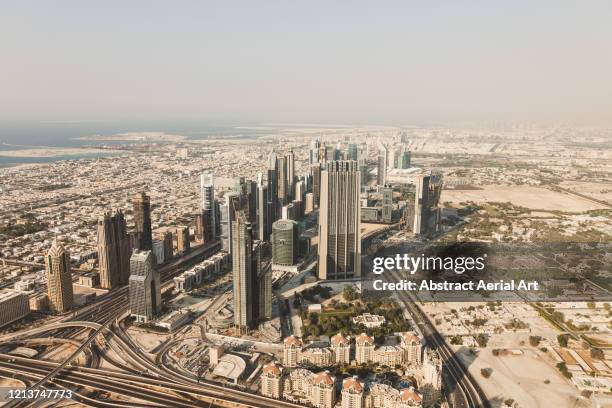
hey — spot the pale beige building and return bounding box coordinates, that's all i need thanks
[401,332,423,364]
[341,376,364,408]
[311,371,336,408]
[331,333,351,364]
[260,361,283,398]
[355,333,375,364]
[283,335,303,367]
[0,290,30,328]
[300,346,333,367]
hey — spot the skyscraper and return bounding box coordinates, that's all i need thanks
[272,219,298,266]
[347,143,358,161]
[257,179,270,241]
[309,139,320,165]
[177,226,190,253]
[311,164,321,208]
[232,211,256,334]
[287,150,295,201]
[220,192,239,254]
[97,210,130,289]
[318,161,361,280]
[413,173,443,236]
[400,150,411,169]
[268,151,279,222]
[255,240,272,321]
[377,144,388,186]
[381,187,393,223]
[133,192,152,251]
[200,173,216,240]
[45,240,74,313]
[129,250,161,323]
[278,155,288,207]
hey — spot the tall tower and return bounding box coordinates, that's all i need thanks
[133,192,152,251]
[347,143,358,161]
[277,155,288,207]
[413,174,430,236]
[309,139,320,165]
[267,151,279,222]
[310,164,321,208]
[272,219,298,266]
[128,250,161,323]
[45,240,73,313]
[377,143,388,186]
[287,150,295,201]
[318,161,361,280]
[200,173,216,240]
[232,211,256,334]
[255,240,272,321]
[97,210,130,289]
[257,176,270,241]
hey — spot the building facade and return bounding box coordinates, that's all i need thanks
[45,240,74,313]
[128,250,161,323]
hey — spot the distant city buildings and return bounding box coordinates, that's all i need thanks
[129,249,161,323]
[377,143,388,186]
[318,160,361,280]
[45,240,74,313]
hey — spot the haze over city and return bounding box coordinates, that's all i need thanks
[1,1,611,125]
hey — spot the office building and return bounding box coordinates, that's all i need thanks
[278,155,288,207]
[152,239,165,265]
[177,226,190,253]
[287,150,295,200]
[377,144,388,185]
[200,173,216,241]
[220,192,239,254]
[133,192,152,251]
[400,150,411,169]
[268,151,279,221]
[381,187,393,223]
[347,143,358,161]
[162,231,173,262]
[232,211,257,334]
[305,192,314,214]
[97,209,130,289]
[311,164,321,208]
[256,180,270,241]
[309,139,320,165]
[45,240,74,313]
[0,290,30,328]
[413,173,443,236]
[255,240,272,321]
[129,250,161,323]
[272,219,298,266]
[318,161,361,280]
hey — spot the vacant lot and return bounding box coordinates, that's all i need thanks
[441,185,608,212]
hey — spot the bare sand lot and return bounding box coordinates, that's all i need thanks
[560,181,612,203]
[441,185,609,212]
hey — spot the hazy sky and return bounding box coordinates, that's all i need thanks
[1,1,611,125]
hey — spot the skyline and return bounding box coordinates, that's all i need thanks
[0,1,611,125]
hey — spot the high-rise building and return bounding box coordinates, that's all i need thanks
[295,179,305,203]
[232,211,257,334]
[377,144,388,186]
[97,210,130,289]
[311,164,321,208]
[413,173,443,236]
[318,161,361,280]
[256,179,269,241]
[220,192,239,254]
[318,143,328,167]
[381,187,393,223]
[133,192,152,251]
[347,143,358,161]
[278,155,288,207]
[309,139,320,165]
[128,250,161,323]
[359,163,368,188]
[305,192,314,214]
[400,150,411,169]
[261,362,284,399]
[341,376,364,408]
[423,350,443,390]
[177,226,190,253]
[287,150,295,201]
[255,240,272,321]
[45,240,74,313]
[200,173,216,240]
[272,219,298,266]
[162,231,173,262]
[268,152,279,221]
[0,290,30,328]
